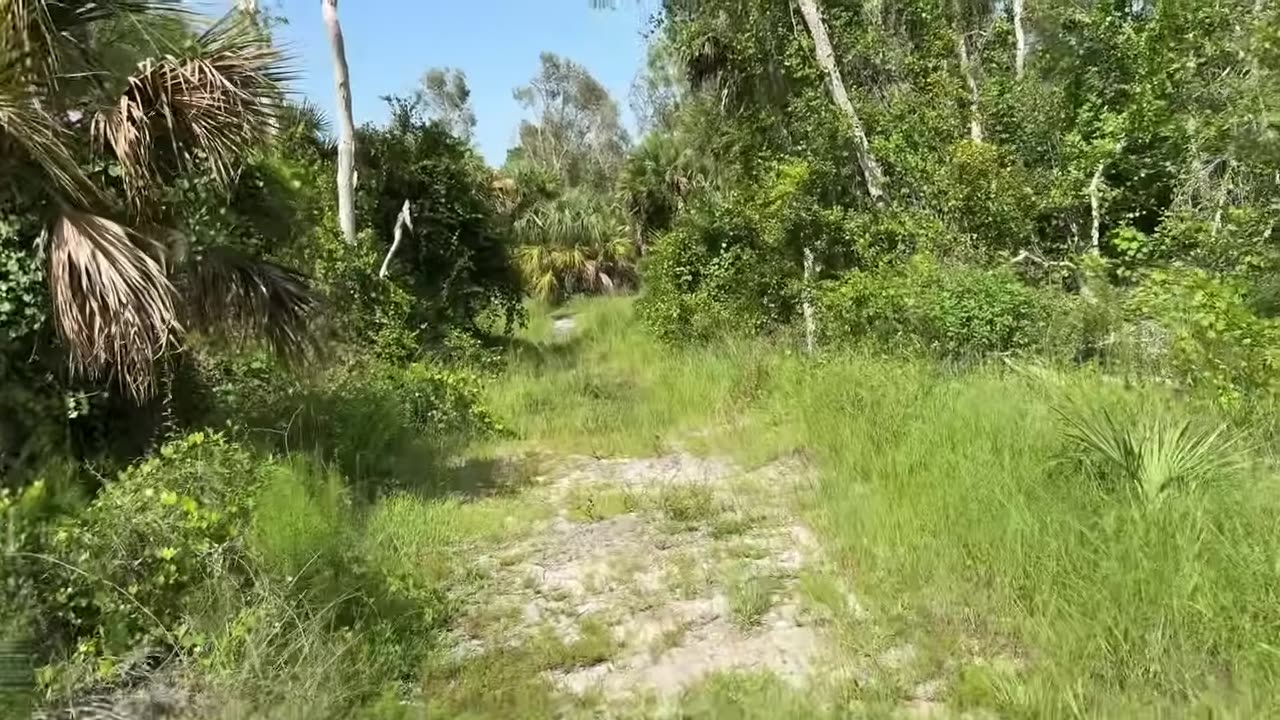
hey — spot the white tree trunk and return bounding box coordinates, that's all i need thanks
[794,0,886,202]
[239,0,259,13]
[1013,0,1027,79]
[953,0,984,142]
[379,200,414,279]
[323,0,358,245]
[1087,142,1124,255]
[802,246,818,355]
[1087,160,1107,256]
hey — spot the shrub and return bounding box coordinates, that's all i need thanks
[279,360,503,488]
[638,193,797,343]
[1128,268,1280,405]
[248,460,351,582]
[7,433,262,682]
[1056,406,1244,504]
[818,255,1078,359]
[638,160,857,343]
[931,140,1038,257]
[197,352,503,492]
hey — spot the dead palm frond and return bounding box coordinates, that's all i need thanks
[1056,406,1245,504]
[2,0,178,83]
[49,210,179,399]
[186,248,319,361]
[92,11,291,207]
[0,70,95,205]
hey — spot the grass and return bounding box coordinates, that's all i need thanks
[483,296,1280,716]
[727,572,779,629]
[655,483,719,525]
[60,295,1272,718]
[565,485,639,522]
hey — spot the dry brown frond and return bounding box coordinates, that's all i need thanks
[186,248,318,361]
[49,210,179,399]
[92,11,291,207]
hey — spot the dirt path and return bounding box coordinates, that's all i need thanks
[440,449,844,714]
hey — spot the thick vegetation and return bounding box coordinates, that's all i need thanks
[2,0,1279,718]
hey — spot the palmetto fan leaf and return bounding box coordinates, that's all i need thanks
[1056,406,1245,503]
[92,11,291,207]
[49,210,179,399]
[186,248,319,361]
[513,189,636,303]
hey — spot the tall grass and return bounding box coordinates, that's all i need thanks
[490,296,1280,716]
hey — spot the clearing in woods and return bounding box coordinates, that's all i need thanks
[422,300,965,719]
[423,296,1276,718]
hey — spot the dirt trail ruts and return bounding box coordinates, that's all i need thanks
[448,450,839,706]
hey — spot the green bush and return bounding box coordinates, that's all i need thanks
[931,140,1038,257]
[638,199,797,342]
[195,350,503,491]
[6,433,262,681]
[279,360,502,488]
[639,161,849,343]
[248,460,351,582]
[1129,268,1280,405]
[818,255,1079,358]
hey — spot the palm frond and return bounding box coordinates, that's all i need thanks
[49,210,179,399]
[279,99,335,152]
[2,0,180,84]
[92,10,292,207]
[1056,406,1244,503]
[0,70,95,205]
[186,248,318,361]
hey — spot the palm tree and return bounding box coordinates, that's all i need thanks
[0,1,314,399]
[513,189,635,304]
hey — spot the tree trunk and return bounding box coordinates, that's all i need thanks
[794,0,886,203]
[802,246,818,355]
[1087,160,1106,256]
[1087,145,1123,255]
[379,200,413,279]
[953,0,984,142]
[323,0,358,245]
[1013,0,1027,79]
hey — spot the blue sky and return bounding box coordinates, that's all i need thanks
[205,1,653,165]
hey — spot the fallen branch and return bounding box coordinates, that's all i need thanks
[1010,250,1076,271]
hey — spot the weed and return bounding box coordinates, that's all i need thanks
[566,486,639,523]
[664,552,711,600]
[656,483,719,525]
[651,622,689,657]
[728,573,779,629]
[674,671,835,719]
[709,513,754,539]
[530,617,618,670]
[797,570,846,622]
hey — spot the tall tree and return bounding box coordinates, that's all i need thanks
[415,67,477,142]
[322,0,357,244]
[1013,0,1027,79]
[510,52,631,191]
[793,0,886,202]
[953,0,985,142]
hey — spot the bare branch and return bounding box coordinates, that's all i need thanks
[379,199,414,279]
